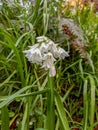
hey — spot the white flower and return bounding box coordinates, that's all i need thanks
[23,36,70,77]
[42,53,56,70]
[39,42,48,55]
[36,36,48,43]
[23,48,42,65]
[42,53,56,77]
[47,40,57,51]
[58,47,69,59]
[28,43,39,50]
[49,65,56,77]
[46,40,59,58]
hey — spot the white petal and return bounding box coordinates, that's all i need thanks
[47,41,59,58]
[28,44,39,49]
[47,40,57,51]
[36,36,48,42]
[58,48,69,59]
[39,42,48,55]
[24,48,42,65]
[42,53,56,70]
[43,52,56,63]
[49,65,56,77]
[42,53,56,77]
[31,48,42,64]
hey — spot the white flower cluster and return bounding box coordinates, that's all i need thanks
[23,36,69,77]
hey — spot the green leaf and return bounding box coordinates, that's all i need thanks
[1,106,9,130]
[89,74,95,130]
[46,76,55,130]
[54,91,70,130]
[83,80,88,130]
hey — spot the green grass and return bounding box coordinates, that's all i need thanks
[0,0,98,130]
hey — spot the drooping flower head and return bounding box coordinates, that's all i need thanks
[23,36,69,77]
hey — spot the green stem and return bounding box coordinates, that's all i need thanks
[46,75,55,130]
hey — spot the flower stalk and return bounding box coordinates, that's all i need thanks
[23,36,69,129]
[46,75,55,130]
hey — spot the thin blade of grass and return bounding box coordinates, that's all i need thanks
[1,106,9,130]
[83,79,88,130]
[89,74,95,130]
[54,91,70,130]
[21,101,29,130]
[46,76,55,130]
[0,70,16,88]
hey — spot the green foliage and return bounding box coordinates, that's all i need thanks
[0,0,98,130]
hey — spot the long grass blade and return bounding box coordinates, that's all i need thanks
[0,70,16,88]
[83,79,88,130]
[1,106,9,130]
[46,76,55,130]
[55,91,70,130]
[89,74,95,130]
